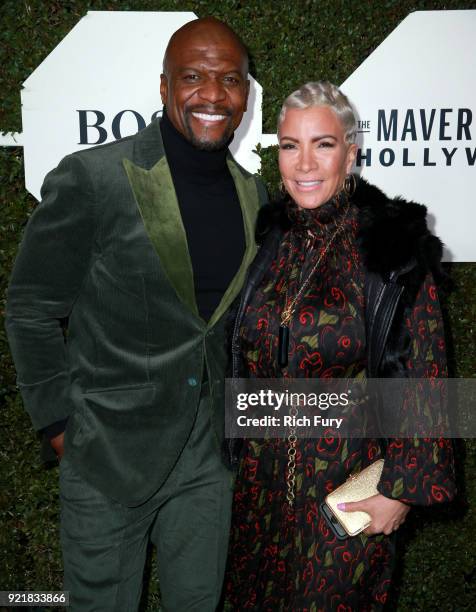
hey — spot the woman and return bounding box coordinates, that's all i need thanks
[224,82,455,610]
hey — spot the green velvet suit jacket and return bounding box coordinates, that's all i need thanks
[6,119,266,506]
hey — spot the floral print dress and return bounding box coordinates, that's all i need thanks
[224,198,454,611]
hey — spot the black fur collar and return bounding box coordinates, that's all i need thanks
[256,177,445,283]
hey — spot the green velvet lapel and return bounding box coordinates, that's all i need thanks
[207,158,260,328]
[123,156,199,317]
[122,119,260,326]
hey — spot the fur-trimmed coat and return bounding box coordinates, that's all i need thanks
[228,177,456,503]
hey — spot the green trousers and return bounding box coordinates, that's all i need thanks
[60,385,233,611]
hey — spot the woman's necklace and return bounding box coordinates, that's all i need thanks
[278,203,350,369]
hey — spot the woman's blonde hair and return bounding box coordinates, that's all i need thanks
[278,81,357,144]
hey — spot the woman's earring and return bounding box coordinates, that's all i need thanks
[342,173,357,197]
[279,180,287,194]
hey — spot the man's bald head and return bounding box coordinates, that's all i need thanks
[160,16,250,150]
[163,17,249,76]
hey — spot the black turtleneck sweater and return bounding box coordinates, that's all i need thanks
[160,110,245,322]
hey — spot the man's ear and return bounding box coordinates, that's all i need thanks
[160,74,168,106]
[244,79,250,112]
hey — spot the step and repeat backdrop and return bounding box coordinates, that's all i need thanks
[1,6,475,611]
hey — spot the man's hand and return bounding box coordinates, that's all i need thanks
[50,432,65,459]
[337,494,410,536]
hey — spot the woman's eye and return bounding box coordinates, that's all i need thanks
[318,141,334,148]
[280,143,295,150]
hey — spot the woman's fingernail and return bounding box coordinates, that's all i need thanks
[337,503,346,511]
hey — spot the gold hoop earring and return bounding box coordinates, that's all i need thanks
[279,180,287,195]
[343,173,356,197]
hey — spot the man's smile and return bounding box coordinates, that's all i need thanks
[191,111,228,123]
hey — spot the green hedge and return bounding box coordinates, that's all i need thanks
[1,1,475,610]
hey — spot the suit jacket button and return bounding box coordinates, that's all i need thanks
[187,377,198,387]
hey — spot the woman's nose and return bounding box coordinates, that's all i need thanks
[296,148,316,172]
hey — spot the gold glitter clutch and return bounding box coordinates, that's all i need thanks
[324,459,385,537]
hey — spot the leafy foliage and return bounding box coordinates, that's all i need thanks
[1,1,475,610]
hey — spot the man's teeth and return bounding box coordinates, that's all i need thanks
[192,112,226,122]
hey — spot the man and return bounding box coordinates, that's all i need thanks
[6,17,266,611]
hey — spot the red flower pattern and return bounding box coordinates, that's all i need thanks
[224,201,455,611]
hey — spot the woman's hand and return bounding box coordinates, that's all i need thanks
[337,494,410,536]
